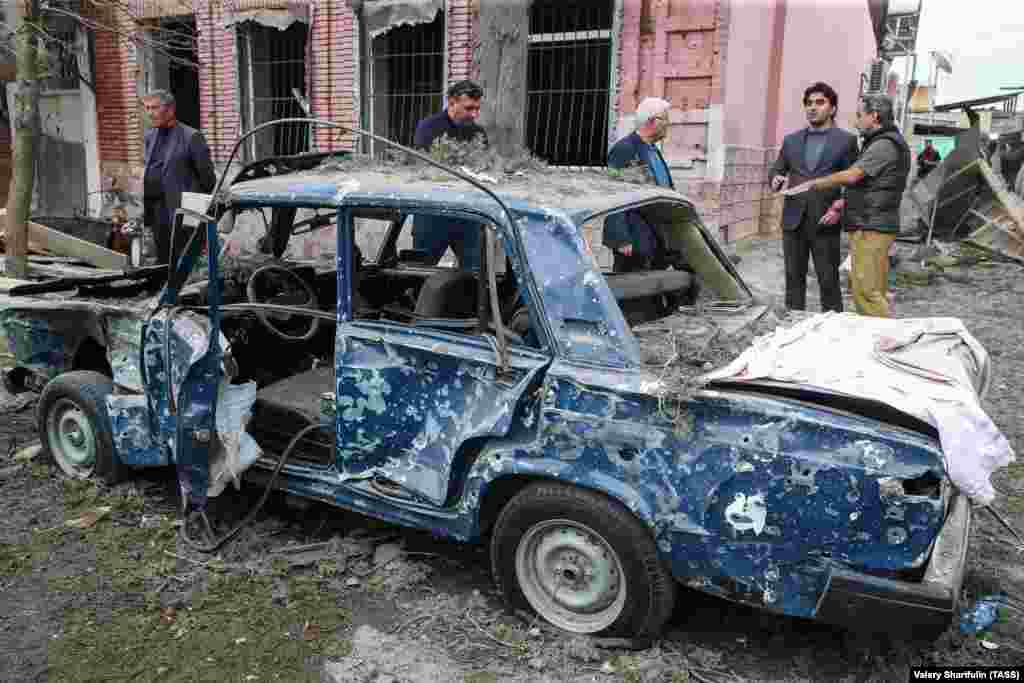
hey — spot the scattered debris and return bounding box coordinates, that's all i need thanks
[372,542,403,567]
[64,506,112,530]
[302,621,321,642]
[908,131,1024,262]
[0,464,23,480]
[0,393,35,415]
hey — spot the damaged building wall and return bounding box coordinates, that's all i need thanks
[612,0,879,244]
[94,2,144,203]
[310,0,360,151]
[34,92,88,217]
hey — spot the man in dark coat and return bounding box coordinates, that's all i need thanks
[411,80,488,270]
[917,139,941,180]
[142,90,217,266]
[605,97,673,272]
[770,82,859,312]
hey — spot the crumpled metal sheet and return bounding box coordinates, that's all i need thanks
[223,1,309,29]
[362,0,442,39]
[207,381,262,497]
[107,394,167,467]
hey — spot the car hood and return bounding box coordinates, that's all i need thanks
[636,308,1010,504]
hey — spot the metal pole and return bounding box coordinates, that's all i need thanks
[926,165,945,248]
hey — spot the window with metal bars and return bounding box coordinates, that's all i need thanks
[526,0,613,167]
[237,21,309,161]
[44,29,80,91]
[362,12,445,154]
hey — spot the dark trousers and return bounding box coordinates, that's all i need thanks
[613,251,651,273]
[782,218,842,312]
[144,198,199,267]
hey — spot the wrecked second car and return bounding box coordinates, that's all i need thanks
[0,142,1009,640]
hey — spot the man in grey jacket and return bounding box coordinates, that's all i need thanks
[142,90,217,265]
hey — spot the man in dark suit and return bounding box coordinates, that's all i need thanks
[770,82,859,312]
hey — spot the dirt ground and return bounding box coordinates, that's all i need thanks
[1,235,1022,683]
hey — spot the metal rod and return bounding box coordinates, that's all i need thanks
[926,166,946,247]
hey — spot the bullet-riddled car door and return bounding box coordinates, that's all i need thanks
[334,323,548,506]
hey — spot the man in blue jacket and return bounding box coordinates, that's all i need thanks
[770,82,859,312]
[605,97,673,272]
[141,90,217,266]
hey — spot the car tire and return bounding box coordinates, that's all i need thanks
[38,371,122,484]
[491,482,676,637]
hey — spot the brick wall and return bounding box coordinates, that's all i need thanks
[93,4,143,167]
[447,0,478,83]
[716,145,780,242]
[196,0,241,163]
[310,0,359,150]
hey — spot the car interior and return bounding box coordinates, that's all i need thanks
[174,202,706,467]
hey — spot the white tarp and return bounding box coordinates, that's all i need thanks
[702,312,1015,505]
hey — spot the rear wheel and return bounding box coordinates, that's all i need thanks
[490,482,676,637]
[38,371,122,484]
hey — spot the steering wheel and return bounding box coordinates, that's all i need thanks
[245,263,321,341]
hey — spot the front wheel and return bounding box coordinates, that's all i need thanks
[490,482,676,637]
[38,371,122,484]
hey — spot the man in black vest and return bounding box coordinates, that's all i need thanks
[783,95,910,317]
[770,82,859,312]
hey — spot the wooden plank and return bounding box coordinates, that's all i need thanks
[978,160,1024,234]
[0,276,33,292]
[0,209,126,270]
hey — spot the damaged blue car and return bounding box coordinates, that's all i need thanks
[0,126,982,639]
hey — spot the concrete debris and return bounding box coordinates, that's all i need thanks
[322,624,456,683]
[527,655,547,671]
[565,636,602,663]
[12,444,43,462]
[0,464,23,479]
[372,542,403,567]
[0,392,35,415]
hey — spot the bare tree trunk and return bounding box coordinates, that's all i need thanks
[5,0,41,280]
[476,0,530,156]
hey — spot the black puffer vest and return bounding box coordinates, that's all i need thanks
[845,125,911,233]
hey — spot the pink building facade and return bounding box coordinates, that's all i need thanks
[88,0,882,242]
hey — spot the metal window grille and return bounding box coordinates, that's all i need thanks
[363,12,445,155]
[160,17,200,129]
[237,21,309,161]
[44,29,80,90]
[526,0,613,167]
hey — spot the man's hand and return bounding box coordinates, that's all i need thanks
[617,244,633,257]
[782,180,814,196]
[819,208,840,226]
[770,175,788,193]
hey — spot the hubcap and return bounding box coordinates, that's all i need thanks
[515,519,627,633]
[48,398,97,478]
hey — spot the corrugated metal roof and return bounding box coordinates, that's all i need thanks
[933,92,1024,112]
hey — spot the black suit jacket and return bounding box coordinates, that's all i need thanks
[771,127,859,231]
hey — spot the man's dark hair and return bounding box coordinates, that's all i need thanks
[860,94,895,126]
[803,82,839,114]
[447,80,483,100]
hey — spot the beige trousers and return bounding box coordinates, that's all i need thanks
[849,229,896,317]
